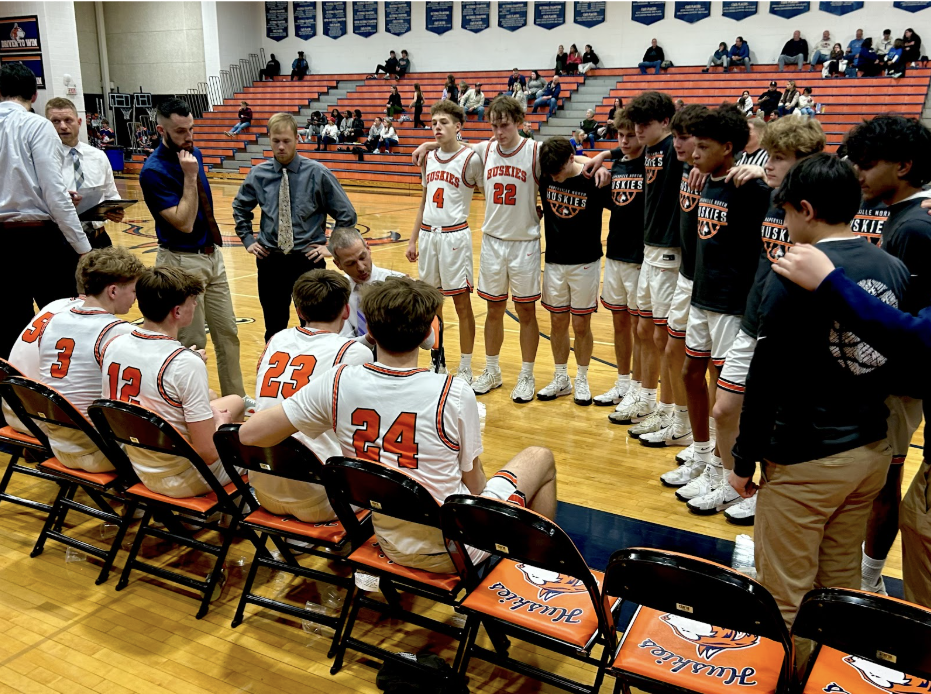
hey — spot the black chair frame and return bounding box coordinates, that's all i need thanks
[602,547,794,694]
[441,494,619,694]
[0,377,137,585]
[88,399,249,618]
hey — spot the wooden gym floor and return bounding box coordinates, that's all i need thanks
[0,177,922,694]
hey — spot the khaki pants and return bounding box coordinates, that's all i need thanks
[756,439,892,628]
[155,248,245,397]
[901,458,931,608]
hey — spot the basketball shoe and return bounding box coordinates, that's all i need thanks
[638,420,693,447]
[687,478,742,515]
[456,365,473,384]
[472,369,502,394]
[593,377,630,406]
[675,462,723,501]
[609,392,654,424]
[661,455,704,487]
[574,375,592,406]
[537,374,572,401]
[724,494,756,525]
[511,374,535,403]
[628,407,671,439]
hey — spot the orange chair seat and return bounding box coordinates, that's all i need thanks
[460,559,605,650]
[38,457,118,486]
[0,425,43,447]
[244,507,370,545]
[348,536,461,592]
[802,644,929,694]
[125,475,245,513]
[612,605,784,694]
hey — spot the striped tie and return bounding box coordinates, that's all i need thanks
[70,148,85,189]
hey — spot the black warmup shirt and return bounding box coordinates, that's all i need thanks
[851,199,889,247]
[678,163,702,280]
[740,197,786,338]
[882,196,931,315]
[732,237,910,478]
[643,134,683,249]
[606,155,646,264]
[691,176,770,315]
[539,170,605,265]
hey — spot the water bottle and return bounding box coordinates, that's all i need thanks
[731,534,757,579]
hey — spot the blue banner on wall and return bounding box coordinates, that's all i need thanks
[352,1,377,36]
[385,1,411,35]
[574,1,605,27]
[322,1,346,38]
[769,1,811,18]
[721,1,758,20]
[674,2,710,23]
[461,1,490,32]
[0,15,41,52]
[293,1,316,40]
[818,1,863,14]
[264,1,288,41]
[534,2,565,29]
[893,0,931,11]
[1,54,43,87]
[632,1,666,25]
[498,2,528,31]
[425,1,453,34]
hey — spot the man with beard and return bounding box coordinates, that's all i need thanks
[139,98,245,398]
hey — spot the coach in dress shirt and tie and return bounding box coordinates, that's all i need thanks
[232,112,357,342]
[139,97,245,397]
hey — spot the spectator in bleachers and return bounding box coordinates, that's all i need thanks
[510,80,528,112]
[580,44,600,74]
[298,111,324,143]
[397,50,410,79]
[566,44,582,74]
[519,123,535,139]
[675,99,685,111]
[377,118,398,154]
[461,83,486,121]
[885,39,907,78]
[527,70,546,104]
[776,80,800,117]
[737,90,754,116]
[531,75,561,117]
[385,85,403,118]
[778,30,809,71]
[903,27,922,65]
[758,80,781,119]
[597,98,622,140]
[555,44,568,75]
[316,117,339,151]
[329,108,343,127]
[569,129,585,154]
[442,74,458,103]
[338,110,354,142]
[259,53,280,81]
[580,109,598,147]
[290,51,308,81]
[823,43,847,77]
[365,116,383,152]
[856,38,883,77]
[508,67,526,92]
[638,38,665,74]
[846,28,865,59]
[457,80,469,107]
[703,42,730,73]
[797,87,816,116]
[225,101,253,137]
[411,83,426,128]
[351,109,365,139]
[736,116,768,166]
[99,120,114,144]
[809,30,833,71]
[729,36,752,72]
[372,50,399,79]
[877,29,894,57]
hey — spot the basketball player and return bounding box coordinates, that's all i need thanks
[251,269,371,521]
[36,248,144,472]
[240,276,557,574]
[844,115,931,595]
[406,100,480,383]
[730,154,907,628]
[103,267,246,498]
[535,137,605,405]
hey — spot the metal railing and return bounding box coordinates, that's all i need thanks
[204,48,267,110]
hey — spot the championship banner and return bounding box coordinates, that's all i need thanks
[818,1,863,15]
[632,1,666,25]
[294,1,317,40]
[498,1,528,31]
[425,1,453,35]
[769,1,811,19]
[1,54,43,88]
[534,2,566,30]
[0,15,40,52]
[462,1,490,32]
[352,1,377,37]
[674,2,710,23]
[385,1,411,36]
[574,1,606,28]
[721,1,758,20]
[264,1,288,41]
[322,1,346,38]
[893,0,931,11]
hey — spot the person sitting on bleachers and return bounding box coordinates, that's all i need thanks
[338,110,354,142]
[460,83,486,122]
[597,97,622,139]
[225,101,252,138]
[810,31,834,71]
[902,27,922,66]
[526,70,546,104]
[510,81,528,112]
[298,111,324,143]
[569,129,585,155]
[737,90,754,116]
[580,44,600,74]
[758,80,781,119]
[885,39,907,78]
[729,36,752,72]
[316,117,338,152]
[566,44,582,74]
[364,116,383,152]
[580,109,598,147]
[638,38,665,75]
[259,53,280,81]
[856,38,883,77]
[442,74,458,103]
[531,75,561,117]
[385,85,403,119]
[778,30,808,71]
[846,28,865,59]
[777,80,800,117]
[797,87,816,116]
[823,43,847,78]
[377,118,398,154]
[397,50,410,79]
[350,109,366,140]
[290,51,308,81]
[877,29,894,57]
[703,42,730,73]
[372,50,399,80]
[508,67,526,93]
[555,44,568,75]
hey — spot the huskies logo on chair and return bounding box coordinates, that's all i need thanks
[844,655,931,694]
[660,613,760,660]
[516,563,587,602]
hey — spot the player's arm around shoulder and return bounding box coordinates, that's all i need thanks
[408,166,429,263]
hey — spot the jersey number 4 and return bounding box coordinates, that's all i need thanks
[106,363,141,404]
[259,352,318,399]
[492,182,517,206]
[351,409,419,469]
[432,188,445,209]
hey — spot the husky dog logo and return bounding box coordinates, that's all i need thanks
[844,655,931,694]
[660,614,760,660]
[680,174,701,212]
[612,175,643,207]
[516,564,587,602]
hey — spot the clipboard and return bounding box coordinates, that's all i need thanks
[78,199,137,221]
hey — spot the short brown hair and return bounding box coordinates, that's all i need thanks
[540,137,575,176]
[76,248,145,297]
[487,95,525,126]
[45,97,78,117]
[361,277,443,354]
[430,99,464,124]
[136,267,205,323]
[670,104,710,136]
[267,112,297,136]
[292,269,350,323]
[746,116,767,135]
[762,117,826,159]
[613,107,635,133]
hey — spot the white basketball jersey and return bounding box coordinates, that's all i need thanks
[422,146,479,228]
[481,138,541,241]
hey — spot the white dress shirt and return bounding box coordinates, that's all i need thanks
[341,264,405,338]
[61,141,120,231]
[0,101,90,253]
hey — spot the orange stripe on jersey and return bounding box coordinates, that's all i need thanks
[531,140,539,185]
[95,320,127,366]
[297,327,331,337]
[600,298,628,312]
[331,364,348,432]
[157,347,187,408]
[70,307,108,315]
[362,364,430,377]
[462,150,477,188]
[420,221,469,233]
[494,469,519,487]
[716,377,746,394]
[434,146,467,165]
[131,330,174,340]
[333,340,356,366]
[435,375,460,452]
[496,138,529,159]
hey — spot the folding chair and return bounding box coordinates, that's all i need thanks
[0,359,57,514]
[88,399,248,618]
[441,494,620,694]
[213,424,371,642]
[603,547,793,694]
[0,377,137,585]
[322,457,472,678]
[794,588,931,694]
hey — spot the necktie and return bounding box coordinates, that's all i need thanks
[278,168,294,254]
[70,148,85,190]
[195,175,224,247]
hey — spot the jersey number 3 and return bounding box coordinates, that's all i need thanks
[492,182,516,206]
[351,409,419,469]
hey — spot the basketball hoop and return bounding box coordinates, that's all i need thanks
[120,108,132,120]
[146,108,157,121]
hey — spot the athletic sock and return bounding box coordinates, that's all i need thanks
[709,416,717,439]
[674,406,690,428]
[554,363,569,377]
[861,544,887,586]
[631,379,642,391]
[460,353,472,369]
[695,441,715,464]
[616,373,630,387]
[520,361,534,377]
[660,402,675,415]
[640,387,657,404]
[577,365,589,379]
[486,355,500,372]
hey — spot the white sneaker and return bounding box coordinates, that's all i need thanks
[639,423,694,448]
[511,373,535,403]
[244,395,257,417]
[676,443,695,465]
[593,381,629,406]
[609,396,654,425]
[537,374,572,401]
[687,479,742,515]
[574,376,592,406]
[660,457,704,487]
[628,408,671,439]
[675,463,722,502]
[724,494,757,525]
[456,365,473,384]
[472,369,502,394]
